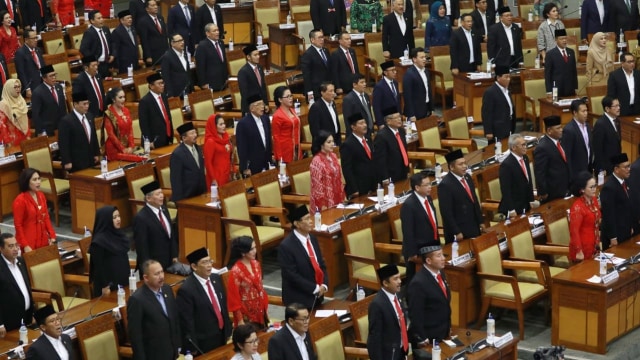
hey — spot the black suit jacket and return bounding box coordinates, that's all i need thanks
[127,284,181,360]
[0,256,34,331]
[192,4,223,44]
[139,91,174,148]
[544,47,578,96]
[485,0,504,21]
[133,205,178,271]
[112,24,140,74]
[593,115,622,174]
[610,0,639,36]
[129,0,147,29]
[169,142,206,201]
[481,82,514,139]
[138,14,169,64]
[367,290,408,360]
[407,266,451,345]
[301,46,331,100]
[487,22,523,68]
[236,113,272,174]
[308,99,341,146]
[401,192,438,261]
[72,71,105,116]
[168,3,195,53]
[310,0,347,36]
[195,38,228,91]
[278,231,328,310]
[0,0,17,22]
[340,134,377,196]
[373,126,408,182]
[382,12,415,59]
[330,46,359,93]
[238,62,267,114]
[161,49,192,97]
[437,172,482,241]
[342,90,373,140]
[450,27,482,72]
[176,273,232,354]
[628,157,640,209]
[562,119,594,178]
[471,9,491,42]
[19,0,46,31]
[58,112,99,172]
[600,175,638,248]
[402,65,433,119]
[31,82,67,135]
[268,326,317,360]
[26,334,73,360]
[607,68,640,116]
[498,153,534,215]
[533,135,570,202]
[14,45,44,93]
[581,0,612,40]
[80,26,113,60]
[373,77,400,127]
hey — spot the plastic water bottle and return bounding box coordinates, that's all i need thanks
[495,139,502,156]
[143,136,150,156]
[127,64,133,77]
[184,351,194,360]
[74,13,80,26]
[0,142,5,157]
[527,8,533,21]
[19,319,28,345]
[620,28,625,44]
[356,283,365,301]
[307,91,315,106]
[183,92,190,110]
[432,340,441,360]
[534,54,540,69]
[100,156,108,177]
[109,4,114,18]
[388,179,395,199]
[486,313,495,345]
[314,207,322,231]
[117,285,125,306]
[597,170,605,186]
[486,59,492,73]
[210,180,218,203]
[279,158,286,177]
[377,183,384,205]
[294,98,301,115]
[257,34,263,45]
[552,81,558,102]
[435,163,442,182]
[129,269,137,293]
[84,226,91,238]
[452,238,459,259]
[286,11,292,24]
[372,19,377,33]
[600,252,607,278]
[228,39,234,51]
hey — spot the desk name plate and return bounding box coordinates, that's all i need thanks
[602,270,619,284]
[95,168,125,180]
[0,154,16,165]
[451,252,472,266]
[493,331,514,348]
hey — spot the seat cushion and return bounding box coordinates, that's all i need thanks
[56,296,89,312]
[315,330,345,360]
[83,330,119,360]
[230,226,284,246]
[485,282,545,301]
[39,178,70,195]
[353,263,406,284]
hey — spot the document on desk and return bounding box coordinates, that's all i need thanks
[336,203,363,210]
[315,310,348,318]
[587,275,602,283]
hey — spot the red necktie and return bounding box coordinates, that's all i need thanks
[214,41,223,60]
[50,86,58,103]
[362,138,371,159]
[306,237,324,285]
[92,77,103,111]
[158,209,169,235]
[393,296,409,352]
[562,49,568,62]
[99,29,109,59]
[6,0,12,20]
[35,0,43,16]
[253,66,261,86]
[395,132,408,166]
[345,50,355,73]
[460,178,474,202]
[519,158,529,180]
[424,200,438,240]
[556,141,566,162]
[157,95,172,137]
[437,273,448,298]
[31,50,40,68]
[206,280,224,329]
[81,116,90,142]
[623,181,629,196]
[154,17,162,33]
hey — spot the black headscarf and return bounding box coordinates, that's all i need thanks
[89,206,130,254]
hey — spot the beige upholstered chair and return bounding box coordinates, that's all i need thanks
[43,52,74,84]
[226,49,247,77]
[78,236,92,275]
[125,102,141,145]
[66,24,88,53]
[168,97,187,140]
[309,315,369,360]
[265,72,287,103]
[75,313,132,360]
[132,71,152,100]
[430,45,453,107]
[253,0,281,41]
[541,204,572,268]
[443,107,484,145]
[586,85,607,124]
[521,69,547,131]
[189,89,215,122]
[387,204,404,245]
[363,32,384,83]
[124,163,159,218]
[416,115,475,163]
[249,168,301,228]
[287,157,312,202]
[348,294,376,346]
[522,38,538,68]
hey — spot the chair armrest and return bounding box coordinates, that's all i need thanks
[32,290,64,311]
[63,273,90,286]
[52,161,63,170]
[282,194,310,204]
[533,244,570,256]
[252,21,264,36]
[217,111,244,120]
[344,347,369,357]
[407,151,436,162]
[129,259,136,270]
[118,346,133,358]
[374,243,403,255]
[430,69,446,89]
[344,253,381,268]
[249,206,288,219]
[475,272,516,284]
[301,143,312,151]
[417,147,449,154]
[268,295,284,306]
[469,129,484,137]
[481,202,500,212]
[440,139,474,148]
[221,217,256,228]
[354,340,367,347]
[128,198,146,208]
[391,238,402,245]
[502,259,547,285]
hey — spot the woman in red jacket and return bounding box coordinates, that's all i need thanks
[203,113,233,186]
[12,168,56,252]
[271,86,301,163]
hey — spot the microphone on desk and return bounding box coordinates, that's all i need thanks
[487,47,502,67]
[54,41,63,54]
[85,282,112,321]
[151,52,167,71]
[60,286,81,330]
[186,335,205,356]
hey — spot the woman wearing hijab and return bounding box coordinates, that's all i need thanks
[203,113,233,186]
[425,1,451,51]
[0,78,29,147]
[88,205,131,297]
[586,32,614,86]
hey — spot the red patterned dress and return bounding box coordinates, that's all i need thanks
[226,259,269,327]
[271,106,302,162]
[569,196,601,262]
[103,105,146,162]
[310,150,345,213]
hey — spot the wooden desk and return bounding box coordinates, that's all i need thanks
[0,154,22,221]
[619,116,640,164]
[428,328,519,360]
[175,196,224,266]
[221,6,254,45]
[538,98,575,130]
[267,24,299,70]
[442,239,481,328]
[551,240,640,354]
[453,73,524,124]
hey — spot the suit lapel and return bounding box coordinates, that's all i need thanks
[142,284,169,318]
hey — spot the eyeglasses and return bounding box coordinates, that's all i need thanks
[244,338,260,344]
[281,94,293,99]
[172,38,185,43]
[295,317,310,323]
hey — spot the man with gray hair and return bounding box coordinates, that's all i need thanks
[195,23,228,91]
[498,133,535,216]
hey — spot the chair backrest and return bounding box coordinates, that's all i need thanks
[387,204,403,243]
[586,85,608,116]
[563,19,581,42]
[75,313,120,360]
[21,136,54,174]
[219,179,252,234]
[481,165,502,201]
[505,216,535,260]
[253,0,281,39]
[626,30,640,54]
[341,216,376,273]
[414,29,425,49]
[226,49,247,77]
[41,30,65,54]
[542,205,571,246]
[23,245,65,296]
[289,0,310,15]
[189,89,215,121]
[431,45,452,83]
[364,32,384,77]
[415,115,442,150]
[309,315,346,360]
[521,68,546,117]
[67,24,88,51]
[288,157,312,195]
[133,72,151,100]
[296,20,315,50]
[78,236,92,274]
[154,154,172,190]
[443,107,470,140]
[104,18,120,32]
[469,232,503,292]
[521,38,538,67]
[43,52,72,84]
[250,168,284,208]
[266,72,287,102]
[229,81,242,110]
[521,21,538,40]
[349,294,375,344]
[126,102,141,144]
[168,97,185,136]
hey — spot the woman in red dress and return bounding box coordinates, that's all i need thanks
[0,11,18,61]
[310,130,345,213]
[12,168,56,252]
[103,87,146,162]
[569,171,601,263]
[0,79,29,147]
[203,113,232,186]
[226,236,269,329]
[271,86,301,163]
[52,0,76,26]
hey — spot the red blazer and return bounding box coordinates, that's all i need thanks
[12,191,55,250]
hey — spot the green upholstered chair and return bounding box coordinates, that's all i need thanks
[75,313,132,360]
[189,89,215,122]
[586,85,607,125]
[348,294,376,346]
[249,168,302,228]
[309,315,369,360]
[443,107,484,147]
[541,205,572,268]
[287,157,312,202]
[253,0,280,41]
[430,45,453,107]
[521,69,547,131]
[363,32,384,83]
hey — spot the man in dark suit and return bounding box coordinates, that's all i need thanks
[19,0,46,32]
[487,6,523,68]
[403,47,433,122]
[128,260,181,360]
[58,92,99,173]
[450,13,483,74]
[407,243,451,348]
[382,0,415,59]
[309,82,341,146]
[610,0,639,40]
[301,29,332,101]
[340,114,377,197]
[0,53,8,95]
[438,149,484,242]
[112,10,141,74]
[485,0,504,23]
[170,122,206,202]
[139,72,174,149]
[562,99,593,177]
[72,56,106,116]
[310,0,346,36]
[373,107,409,182]
[628,144,640,201]
[14,30,44,97]
[138,0,169,67]
[168,0,195,53]
[129,0,147,29]
[330,32,359,95]
[600,153,637,249]
[498,134,535,215]
[133,181,178,271]
[401,173,438,283]
[80,10,114,78]
[161,33,193,97]
[482,65,514,142]
[236,94,273,176]
[278,205,328,310]
[26,305,74,360]
[176,248,231,355]
[534,116,570,203]
[581,0,611,42]
[593,96,623,175]
[195,23,228,91]
[367,264,408,360]
[441,0,460,26]
[342,73,374,140]
[193,0,224,45]
[607,53,640,116]
[471,0,491,42]
[31,65,67,135]
[268,303,317,360]
[238,45,268,114]
[544,29,578,97]
[373,61,401,128]
[0,233,34,335]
